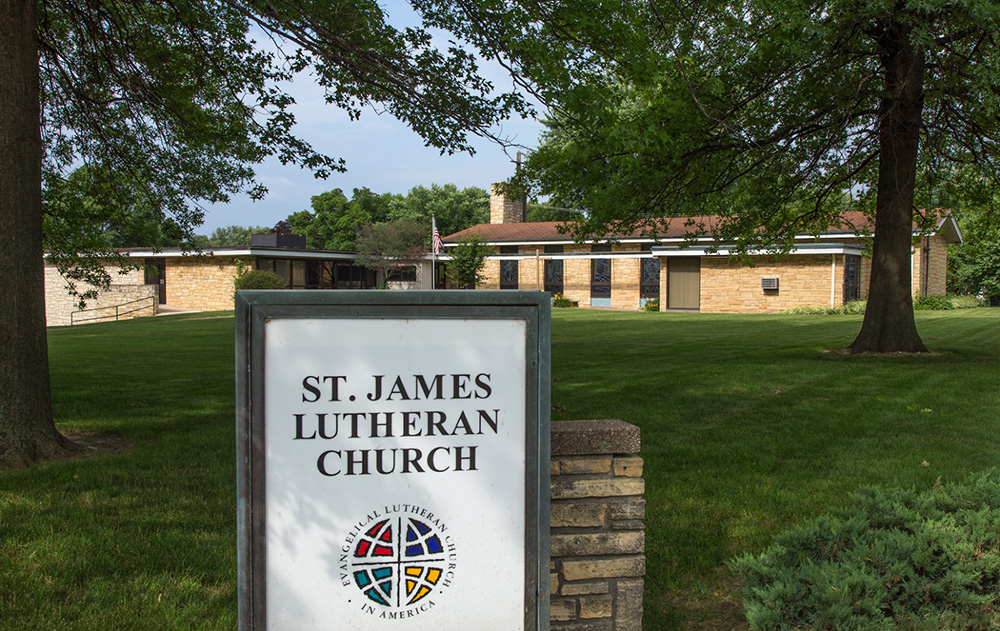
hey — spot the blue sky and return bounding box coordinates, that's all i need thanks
[199,3,545,234]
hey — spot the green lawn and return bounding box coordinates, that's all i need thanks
[2,308,998,629]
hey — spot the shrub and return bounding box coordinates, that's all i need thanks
[948,294,985,309]
[914,294,955,310]
[782,300,866,316]
[840,299,867,315]
[642,298,660,312]
[731,470,1000,631]
[551,293,574,308]
[783,305,834,315]
[234,269,286,291]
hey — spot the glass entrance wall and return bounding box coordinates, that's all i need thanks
[257,257,375,289]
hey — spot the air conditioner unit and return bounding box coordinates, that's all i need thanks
[761,277,779,290]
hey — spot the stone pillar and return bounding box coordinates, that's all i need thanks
[550,419,645,631]
[490,182,527,224]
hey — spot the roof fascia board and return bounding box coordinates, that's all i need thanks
[121,248,357,260]
[651,243,867,257]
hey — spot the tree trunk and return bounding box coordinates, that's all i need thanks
[0,0,74,466]
[849,18,928,354]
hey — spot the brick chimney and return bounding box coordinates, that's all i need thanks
[490,182,527,224]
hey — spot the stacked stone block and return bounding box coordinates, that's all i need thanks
[518,253,543,290]
[550,420,645,631]
[560,245,593,307]
[609,248,641,310]
[490,183,527,224]
[43,261,153,326]
[699,254,844,313]
[911,233,948,297]
[165,256,240,311]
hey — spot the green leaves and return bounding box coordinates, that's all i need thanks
[37,0,527,265]
[447,234,493,288]
[732,471,1000,630]
[429,0,1000,246]
[353,219,428,275]
[284,183,487,252]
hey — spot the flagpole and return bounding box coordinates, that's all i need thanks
[431,214,437,290]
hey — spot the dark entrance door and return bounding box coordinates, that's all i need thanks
[145,258,167,304]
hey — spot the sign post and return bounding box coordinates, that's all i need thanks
[236,291,550,630]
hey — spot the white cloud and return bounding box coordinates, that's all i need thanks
[199,0,545,234]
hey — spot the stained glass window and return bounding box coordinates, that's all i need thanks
[641,258,660,297]
[545,260,563,295]
[591,244,611,299]
[500,260,518,289]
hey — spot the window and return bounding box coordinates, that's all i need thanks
[544,245,564,296]
[434,263,449,289]
[335,262,375,288]
[387,266,417,283]
[500,246,519,289]
[844,255,861,302]
[591,244,612,305]
[641,258,660,298]
[500,260,519,289]
[259,258,373,289]
[306,261,336,288]
[290,261,306,288]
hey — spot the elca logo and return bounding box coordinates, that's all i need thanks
[342,505,456,618]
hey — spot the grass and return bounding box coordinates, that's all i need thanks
[2,307,999,629]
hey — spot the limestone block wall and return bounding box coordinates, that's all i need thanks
[562,245,593,307]
[490,183,527,224]
[550,420,645,631]
[700,254,846,313]
[43,260,153,327]
[610,245,641,310]
[859,256,872,301]
[912,234,948,297]
[478,259,501,290]
[165,255,240,311]
[518,252,544,290]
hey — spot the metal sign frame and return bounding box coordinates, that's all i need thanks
[236,290,550,630]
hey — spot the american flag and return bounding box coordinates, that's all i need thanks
[432,217,443,255]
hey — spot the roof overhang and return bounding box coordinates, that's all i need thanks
[118,247,358,261]
[932,215,963,244]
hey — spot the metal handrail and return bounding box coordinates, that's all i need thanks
[70,295,156,325]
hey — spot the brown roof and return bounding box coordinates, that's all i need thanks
[444,216,721,242]
[443,210,958,244]
[444,212,872,243]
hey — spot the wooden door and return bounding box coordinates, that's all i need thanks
[667,258,700,310]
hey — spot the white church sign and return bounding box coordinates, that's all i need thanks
[236,291,550,630]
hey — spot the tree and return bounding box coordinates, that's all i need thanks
[448,234,493,288]
[349,187,400,225]
[526,203,582,223]
[949,203,1000,305]
[415,0,1000,352]
[353,219,428,282]
[287,189,372,250]
[388,183,489,237]
[1,0,527,467]
[198,225,270,248]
